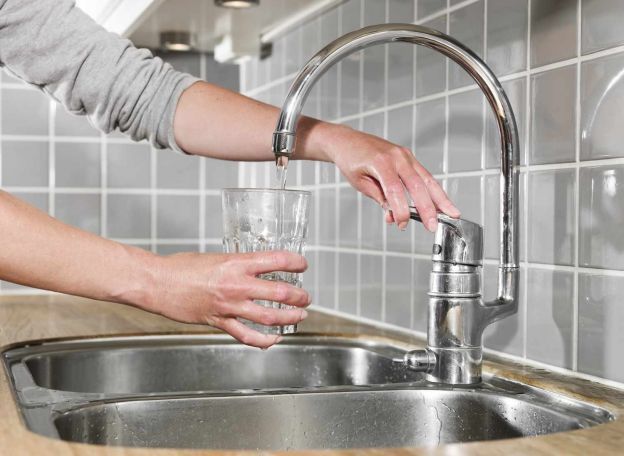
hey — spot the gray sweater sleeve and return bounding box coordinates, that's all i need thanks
[0,0,199,152]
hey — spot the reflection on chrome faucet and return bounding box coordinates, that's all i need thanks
[272,24,520,385]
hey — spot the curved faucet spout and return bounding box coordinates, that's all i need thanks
[272,23,519,311]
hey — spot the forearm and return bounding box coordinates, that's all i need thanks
[173,81,338,162]
[0,191,154,306]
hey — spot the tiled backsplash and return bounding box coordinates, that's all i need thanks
[0,52,240,289]
[240,0,624,384]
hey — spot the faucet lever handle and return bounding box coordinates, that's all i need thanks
[409,207,483,266]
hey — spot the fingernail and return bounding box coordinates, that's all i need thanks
[398,221,408,231]
[275,336,284,344]
[427,217,438,232]
[301,310,309,319]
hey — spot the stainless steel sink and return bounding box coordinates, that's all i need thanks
[54,387,609,450]
[2,335,614,451]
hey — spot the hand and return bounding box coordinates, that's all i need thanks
[141,250,310,349]
[319,124,460,232]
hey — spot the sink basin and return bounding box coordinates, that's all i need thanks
[5,335,420,393]
[2,335,614,450]
[54,387,608,450]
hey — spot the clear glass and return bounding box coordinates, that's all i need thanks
[222,188,311,335]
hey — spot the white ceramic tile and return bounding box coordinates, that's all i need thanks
[449,1,484,89]
[388,43,415,106]
[389,0,415,22]
[415,16,447,97]
[526,268,574,369]
[446,176,482,224]
[1,88,48,136]
[338,253,358,314]
[156,195,199,239]
[318,188,337,246]
[417,0,445,20]
[55,193,101,235]
[385,256,412,328]
[530,65,577,165]
[157,152,200,189]
[414,98,445,175]
[317,251,337,309]
[1,140,48,187]
[486,0,528,76]
[579,165,624,270]
[528,169,576,266]
[204,195,223,239]
[340,0,362,117]
[156,244,200,255]
[580,53,624,161]
[339,186,359,248]
[106,142,151,188]
[205,159,239,189]
[387,104,413,149]
[581,0,624,54]
[578,273,624,383]
[55,142,101,188]
[448,89,484,172]
[360,254,382,320]
[107,194,151,239]
[360,195,384,251]
[530,0,577,67]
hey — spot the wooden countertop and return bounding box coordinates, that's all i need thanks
[1,295,623,455]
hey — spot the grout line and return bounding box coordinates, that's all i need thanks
[199,53,208,254]
[150,146,157,253]
[572,0,582,373]
[48,102,56,218]
[520,0,532,362]
[100,132,107,238]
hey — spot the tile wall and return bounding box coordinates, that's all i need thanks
[240,0,624,384]
[0,52,240,289]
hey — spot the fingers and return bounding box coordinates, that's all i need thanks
[373,165,411,230]
[247,277,310,308]
[219,318,283,349]
[398,166,438,232]
[232,302,308,327]
[244,251,308,276]
[412,160,461,219]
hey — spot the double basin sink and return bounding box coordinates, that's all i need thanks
[2,335,614,451]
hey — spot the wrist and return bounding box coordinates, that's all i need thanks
[107,244,161,312]
[297,118,346,163]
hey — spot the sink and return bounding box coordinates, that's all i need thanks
[54,388,608,450]
[5,335,420,393]
[2,335,614,450]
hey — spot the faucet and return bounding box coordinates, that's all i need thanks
[272,24,519,385]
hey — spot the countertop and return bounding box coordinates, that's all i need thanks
[1,295,623,455]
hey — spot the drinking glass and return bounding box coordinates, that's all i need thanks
[222,188,311,335]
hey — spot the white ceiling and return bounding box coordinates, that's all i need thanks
[128,0,326,54]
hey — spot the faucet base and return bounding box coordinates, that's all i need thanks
[425,347,482,385]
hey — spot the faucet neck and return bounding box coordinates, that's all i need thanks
[272,24,520,309]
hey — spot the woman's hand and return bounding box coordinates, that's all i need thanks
[310,123,460,232]
[141,250,310,349]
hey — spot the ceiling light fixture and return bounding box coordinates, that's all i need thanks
[215,0,259,9]
[160,31,195,52]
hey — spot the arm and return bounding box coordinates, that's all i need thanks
[174,82,460,232]
[0,191,309,348]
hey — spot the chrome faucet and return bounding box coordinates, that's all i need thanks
[272,24,520,385]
